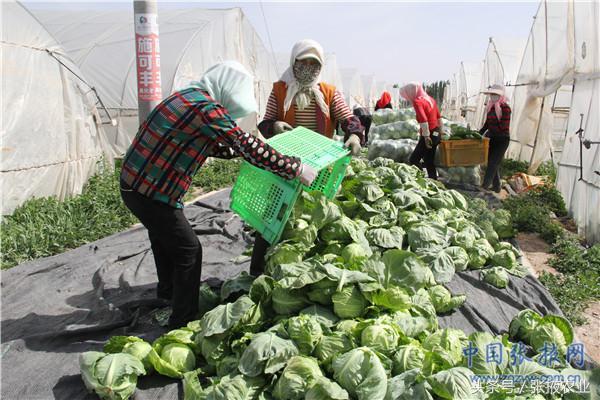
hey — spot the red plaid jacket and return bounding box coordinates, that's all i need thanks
[121,87,301,208]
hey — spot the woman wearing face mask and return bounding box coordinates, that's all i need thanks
[258,39,364,154]
[479,84,511,193]
[119,61,317,328]
[400,82,444,180]
[251,39,364,276]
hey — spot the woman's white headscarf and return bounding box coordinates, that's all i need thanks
[280,39,329,116]
[191,61,258,119]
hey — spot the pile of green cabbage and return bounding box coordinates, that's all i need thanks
[367,139,417,164]
[372,108,416,125]
[370,120,420,141]
[437,166,482,187]
[79,158,593,400]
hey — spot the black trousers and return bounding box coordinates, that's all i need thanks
[249,234,270,276]
[120,187,202,328]
[482,136,510,191]
[409,134,441,179]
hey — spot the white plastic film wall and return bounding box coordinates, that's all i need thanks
[31,6,279,154]
[1,1,112,214]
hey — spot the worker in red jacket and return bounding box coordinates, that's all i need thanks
[400,82,444,179]
[479,84,512,192]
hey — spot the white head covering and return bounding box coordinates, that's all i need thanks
[191,61,258,119]
[482,84,505,97]
[483,84,508,119]
[280,39,329,116]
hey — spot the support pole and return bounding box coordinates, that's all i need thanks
[133,0,162,126]
[528,96,546,172]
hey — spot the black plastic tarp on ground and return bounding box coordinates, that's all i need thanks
[0,188,571,400]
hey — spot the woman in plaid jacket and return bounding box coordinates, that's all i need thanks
[120,61,317,328]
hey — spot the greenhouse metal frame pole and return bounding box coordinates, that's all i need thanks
[133,0,162,125]
[528,96,546,172]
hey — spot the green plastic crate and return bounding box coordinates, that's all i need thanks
[230,127,350,244]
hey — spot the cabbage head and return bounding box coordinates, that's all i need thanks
[238,332,299,377]
[427,367,476,400]
[160,343,195,374]
[80,351,145,400]
[285,314,324,355]
[104,336,153,371]
[530,322,568,355]
[428,285,466,314]
[509,309,542,343]
[467,238,495,269]
[321,217,360,244]
[392,343,426,375]
[443,246,469,272]
[342,243,370,265]
[273,356,324,399]
[151,332,197,378]
[314,332,356,367]
[407,223,449,252]
[490,249,518,270]
[481,267,509,289]
[492,209,515,238]
[332,347,388,400]
[332,285,368,319]
[360,322,401,355]
[272,286,310,315]
[306,377,349,400]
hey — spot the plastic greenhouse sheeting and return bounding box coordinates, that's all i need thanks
[1,1,115,215]
[508,0,600,243]
[321,53,345,94]
[472,37,526,129]
[29,5,279,155]
[361,73,377,110]
[459,61,484,127]
[2,188,590,400]
[340,67,366,108]
[442,72,462,122]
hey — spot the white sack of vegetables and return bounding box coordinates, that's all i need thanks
[370,120,419,140]
[368,139,417,164]
[438,166,481,186]
[372,108,415,125]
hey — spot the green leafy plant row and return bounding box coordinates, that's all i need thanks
[1,166,137,269]
[2,159,242,270]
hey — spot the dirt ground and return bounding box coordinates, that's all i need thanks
[517,233,557,277]
[574,302,600,364]
[516,232,600,364]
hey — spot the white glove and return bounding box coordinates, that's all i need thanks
[273,121,293,135]
[419,122,431,137]
[437,119,447,135]
[298,164,318,186]
[344,134,362,156]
